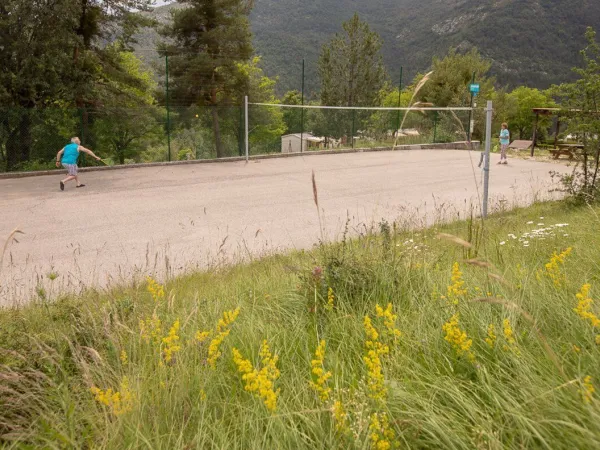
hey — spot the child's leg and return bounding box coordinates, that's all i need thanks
[501,144,508,161]
[61,175,76,184]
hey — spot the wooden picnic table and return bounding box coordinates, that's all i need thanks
[550,144,584,160]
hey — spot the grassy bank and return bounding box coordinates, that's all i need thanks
[1,201,600,449]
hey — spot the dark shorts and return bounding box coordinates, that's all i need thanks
[62,163,78,176]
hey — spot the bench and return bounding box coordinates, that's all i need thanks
[550,144,584,160]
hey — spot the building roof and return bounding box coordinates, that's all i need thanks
[282,133,323,142]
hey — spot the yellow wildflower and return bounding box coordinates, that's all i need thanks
[199,389,207,401]
[596,335,600,345]
[332,400,349,434]
[573,284,600,328]
[375,303,402,339]
[206,308,240,368]
[364,315,389,402]
[369,412,396,450]
[442,314,475,362]
[139,313,162,345]
[232,340,280,412]
[573,344,581,353]
[580,376,595,404]
[146,276,165,302]
[120,350,128,366]
[90,376,133,416]
[309,340,332,402]
[544,247,572,288]
[485,324,496,348]
[446,262,467,305]
[195,331,211,343]
[326,287,335,311]
[502,319,520,355]
[162,319,181,364]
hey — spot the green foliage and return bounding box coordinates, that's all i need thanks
[2,201,600,447]
[505,87,555,140]
[552,27,600,202]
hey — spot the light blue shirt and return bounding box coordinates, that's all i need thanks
[61,143,80,165]
[500,129,510,145]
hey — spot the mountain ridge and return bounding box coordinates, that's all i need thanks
[136,0,600,95]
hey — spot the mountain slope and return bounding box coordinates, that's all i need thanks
[140,0,600,95]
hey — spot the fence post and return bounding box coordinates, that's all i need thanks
[166,55,172,162]
[433,111,438,143]
[244,95,249,162]
[300,59,305,153]
[482,100,493,218]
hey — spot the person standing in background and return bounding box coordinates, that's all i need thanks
[498,123,510,165]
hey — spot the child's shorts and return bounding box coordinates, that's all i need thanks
[62,163,78,176]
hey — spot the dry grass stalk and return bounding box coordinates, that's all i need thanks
[437,233,473,248]
[0,228,24,275]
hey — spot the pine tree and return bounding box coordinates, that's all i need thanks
[161,0,253,158]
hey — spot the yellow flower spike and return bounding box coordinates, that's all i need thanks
[369,412,396,450]
[146,276,165,302]
[331,400,349,434]
[90,376,133,416]
[120,350,128,366]
[375,303,402,338]
[446,262,467,305]
[544,247,572,288]
[574,284,600,328]
[364,314,389,402]
[162,319,181,365]
[232,341,280,412]
[442,314,475,362]
[325,287,335,311]
[485,324,496,348]
[309,340,332,402]
[139,313,162,345]
[580,376,595,404]
[197,308,240,368]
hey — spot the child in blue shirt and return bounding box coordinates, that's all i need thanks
[498,123,510,165]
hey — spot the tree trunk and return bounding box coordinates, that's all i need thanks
[211,105,223,158]
[6,111,32,171]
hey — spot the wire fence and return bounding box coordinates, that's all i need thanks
[0,102,480,173]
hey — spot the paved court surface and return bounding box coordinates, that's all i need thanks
[0,150,567,305]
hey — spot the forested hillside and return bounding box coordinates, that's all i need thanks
[143,0,600,94]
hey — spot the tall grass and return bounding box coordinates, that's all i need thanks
[1,201,600,449]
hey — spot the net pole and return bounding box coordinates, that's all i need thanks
[166,55,172,162]
[351,109,356,149]
[300,59,305,153]
[395,67,403,136]
[244,95,249,162]
[482,100,493,218]
[467,71,475,143]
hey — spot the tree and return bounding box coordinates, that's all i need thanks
[0,0,154,170]
[0,0,76,169]
[317,14,387,140]
[93,50,162,164]
[319,14,387,108]
[281,91,303,134]
[417,48,494,140]
[552,27,600,201]
[160,0,253,158]
[506,87,555,139]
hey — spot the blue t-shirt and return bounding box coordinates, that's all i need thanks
[500,129,510,145]
[61,143,80,165]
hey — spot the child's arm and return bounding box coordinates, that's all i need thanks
[79,146,101,161]
[55,148,64,167]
